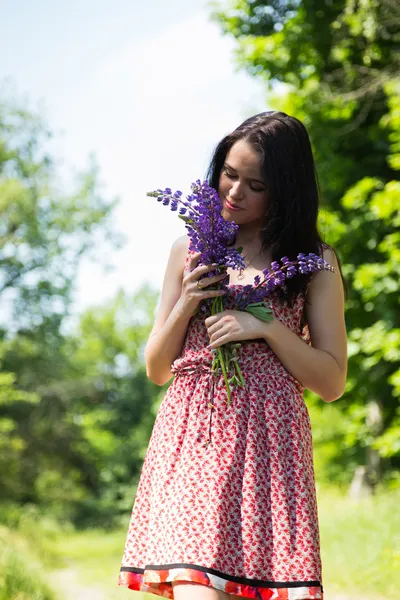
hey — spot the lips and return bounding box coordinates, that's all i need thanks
[225,198,243,211]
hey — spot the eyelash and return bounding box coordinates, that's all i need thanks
[223,169,264,192]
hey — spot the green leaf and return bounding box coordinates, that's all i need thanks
[227,374,241,386]
[245,302,274,322]
[178,214,195,225]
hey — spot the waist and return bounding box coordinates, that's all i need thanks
[171,349,305,393]
[171,357,212,377]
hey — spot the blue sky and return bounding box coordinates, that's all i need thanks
[1,0,268,318]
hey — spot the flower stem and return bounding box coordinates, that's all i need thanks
[218,345,231,405]
[211,295,232,405]
[234,359,245,386]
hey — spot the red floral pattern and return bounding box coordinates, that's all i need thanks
[118,249,324,599]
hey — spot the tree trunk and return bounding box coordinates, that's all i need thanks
[349,398,384,499]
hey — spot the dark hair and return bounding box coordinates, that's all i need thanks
[205,110,348,309]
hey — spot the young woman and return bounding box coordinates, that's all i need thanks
[118,111,348,600]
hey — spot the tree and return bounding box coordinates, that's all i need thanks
[63,286,162,526]
[0,90,123,514]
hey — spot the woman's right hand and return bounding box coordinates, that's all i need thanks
[180,251,229,314]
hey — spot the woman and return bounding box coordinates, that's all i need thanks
[118,111,348,600]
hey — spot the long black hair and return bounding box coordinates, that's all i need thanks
[205,110,348,309]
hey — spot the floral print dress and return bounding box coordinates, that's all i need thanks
[118,249,324,600]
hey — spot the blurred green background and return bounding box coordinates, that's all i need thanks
[1,0,399,599]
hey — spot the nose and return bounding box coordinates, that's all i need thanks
[227,180,244,201]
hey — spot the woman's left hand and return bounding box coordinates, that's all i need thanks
[205,310,268,350]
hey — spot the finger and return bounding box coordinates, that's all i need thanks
[204,314,221,327]
[197,273,228,288]
[191,263,225,280]
[199,289,226,298]
[207,333,232,349]
[207,321,225,337]
[204,314,224,328]
[209,324,228,343]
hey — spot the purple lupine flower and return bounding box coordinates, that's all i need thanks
[148,180,246,273]
[234,252,335,310]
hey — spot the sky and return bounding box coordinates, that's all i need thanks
[1,0,269,319]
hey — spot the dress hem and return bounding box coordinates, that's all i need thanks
[119,563,324,599]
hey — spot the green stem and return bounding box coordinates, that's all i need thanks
[218,346,231,405]
[211,296,232,405]
[234,359,245,386]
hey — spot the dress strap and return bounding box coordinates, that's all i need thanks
[319,241,330,255]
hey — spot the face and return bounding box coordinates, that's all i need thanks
[218,138,268,228]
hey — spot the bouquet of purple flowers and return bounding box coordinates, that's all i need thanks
[148,180,335,404]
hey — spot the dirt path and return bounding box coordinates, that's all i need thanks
[50,567,114,600]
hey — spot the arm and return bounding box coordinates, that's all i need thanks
[262,248,348,403]
[144,235,192,386]
[144,235,227,386]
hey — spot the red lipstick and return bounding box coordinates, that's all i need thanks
[225,198,243,212]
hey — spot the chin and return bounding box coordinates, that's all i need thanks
[221,207,236,222]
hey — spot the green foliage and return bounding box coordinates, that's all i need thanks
[0,286,161,526]
[210,0,399,92]
[0,92,163,525]
[63,287,161,526]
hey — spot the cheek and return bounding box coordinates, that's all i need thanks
[218,175,228,197]
[253,192,268,215]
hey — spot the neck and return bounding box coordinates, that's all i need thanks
[235,226,263,251]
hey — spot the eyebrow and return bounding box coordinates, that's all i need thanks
[224,162,265,185]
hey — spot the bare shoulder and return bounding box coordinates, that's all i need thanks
[306,245,342,303]
[168,234,191,277]
[162,233,191,289]
[172,233,191,250]
[305,244,347,386]
[172,233,191,258]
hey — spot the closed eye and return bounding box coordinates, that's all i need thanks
[223,168,265,193]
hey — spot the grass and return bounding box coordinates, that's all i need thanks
[0,525,57,600]
[317,486,400,599]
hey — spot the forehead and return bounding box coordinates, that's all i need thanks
[225,139,262,175]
